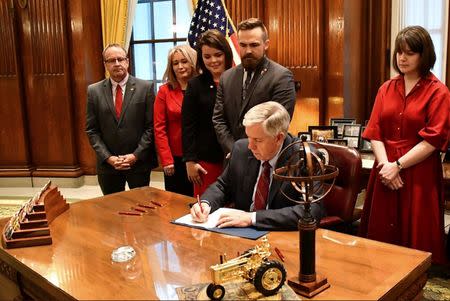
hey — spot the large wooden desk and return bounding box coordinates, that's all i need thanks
[0,187,431,300]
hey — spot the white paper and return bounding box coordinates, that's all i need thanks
[174,207,243,229]
[362,158,374,169]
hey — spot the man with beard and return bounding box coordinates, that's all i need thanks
[86,44,158,195]
[213,18,296,157]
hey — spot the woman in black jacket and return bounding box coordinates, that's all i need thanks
[182,30,233,196]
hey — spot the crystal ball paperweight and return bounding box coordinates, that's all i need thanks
[111,246,136,263]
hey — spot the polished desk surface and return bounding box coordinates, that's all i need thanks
[0,187,431,300]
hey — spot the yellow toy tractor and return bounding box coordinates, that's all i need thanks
[206,236,286,300]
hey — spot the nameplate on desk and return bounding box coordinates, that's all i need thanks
[172,208,268,240]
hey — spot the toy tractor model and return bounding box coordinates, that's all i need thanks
[206,236,286,300]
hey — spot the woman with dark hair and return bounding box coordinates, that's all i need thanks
[182,29,233,196]
[154,44,197,196]
[359,26,450,264]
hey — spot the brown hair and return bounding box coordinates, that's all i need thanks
[392,26,436,77]
[163,44,197,89]
[237,18,268,41]
[195,29,233,74]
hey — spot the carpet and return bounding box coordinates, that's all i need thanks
[424,264,450,300]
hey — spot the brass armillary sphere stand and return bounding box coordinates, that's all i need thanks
[273,141,338,297]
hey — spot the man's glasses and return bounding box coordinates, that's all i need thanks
[104,57,128,64]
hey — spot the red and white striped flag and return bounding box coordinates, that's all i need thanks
[188,0,240,65]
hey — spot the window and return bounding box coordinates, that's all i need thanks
[130,0,192,91]
[391,0,448,81]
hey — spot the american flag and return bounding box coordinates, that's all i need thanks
[188,0,241,65]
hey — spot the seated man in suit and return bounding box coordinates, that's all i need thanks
[191,101,325,230]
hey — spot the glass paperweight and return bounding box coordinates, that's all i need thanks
[111,246,136,263]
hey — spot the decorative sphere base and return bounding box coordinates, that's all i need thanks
[288,274,330,298]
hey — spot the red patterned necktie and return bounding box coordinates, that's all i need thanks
[115,84,123,118]
[254,161,271,211]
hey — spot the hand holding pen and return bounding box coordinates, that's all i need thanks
[190,194,210,223]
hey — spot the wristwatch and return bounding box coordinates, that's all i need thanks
[396,160,403,170]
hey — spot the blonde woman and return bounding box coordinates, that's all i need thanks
[154,45,197,196]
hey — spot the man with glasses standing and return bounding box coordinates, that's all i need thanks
[86,44,157,195]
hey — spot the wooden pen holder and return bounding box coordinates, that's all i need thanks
[2,185,69,249]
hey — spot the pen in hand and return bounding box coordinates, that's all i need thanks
[197,194,203,213]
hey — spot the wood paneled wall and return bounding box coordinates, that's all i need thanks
[224,0,264,25]
[265,0,324,134]
[0,0,31,176]
[0,0,102,177]
[0,0,394,179]
[344,0,391,123]
[224,0,391,130]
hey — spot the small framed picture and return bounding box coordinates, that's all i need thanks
[359,126,372,152]
[327,139,348,146]
[343,124,362,137]
[343,136,360,148]
[360,138,372,152]
[330,118,356,137]
[297,131,311,142]
[308,126,338,142]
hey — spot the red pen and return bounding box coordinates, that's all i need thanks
[137,203,156,209]
[197,194,203,213]
[274,247,285,262]
[151,200,163,207]
[118,211,142,216]
[131,207,147,213]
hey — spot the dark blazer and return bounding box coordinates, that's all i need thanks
[86,75,158,174]
[182,73,223,163]
[213,57,296,154]
[201,134,325,230]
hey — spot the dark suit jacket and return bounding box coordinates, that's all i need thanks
[201,134,325,230]
[213,57,296,154]
[182,73,223,163]
[86,75,158,174]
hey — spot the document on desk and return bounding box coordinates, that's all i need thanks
[172,208,268,240]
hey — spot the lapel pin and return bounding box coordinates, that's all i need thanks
[210,85,214,89]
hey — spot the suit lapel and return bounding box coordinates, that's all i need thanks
[238,58,270,120]
[102,79,117,121]
[267,135,294,208]
[243,154,260,210]
[119,76,136,123]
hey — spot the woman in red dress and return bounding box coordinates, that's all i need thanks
[154,45,197,196]
[360,26,450,264]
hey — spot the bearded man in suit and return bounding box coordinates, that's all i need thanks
[213,18,296,157]
[191,102,325,230]
[86,44,157,195]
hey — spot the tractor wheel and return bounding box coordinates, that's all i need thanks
[253,260,286,296]
[206,283,225,300]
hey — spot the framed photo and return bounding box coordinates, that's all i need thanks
[343,136,360,148]
[343,124,362,137]
[327,139,348,146]
[360,138,372,152]
[297,131,311,141]
[308,126,337,142]
[330,118,356,137]
[359,126,372,152]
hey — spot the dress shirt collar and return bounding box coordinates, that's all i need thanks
[111,74,129,90]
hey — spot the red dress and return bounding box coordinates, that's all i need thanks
[360,73,450,264]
